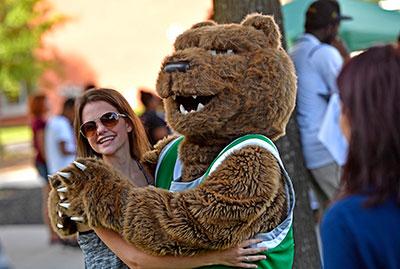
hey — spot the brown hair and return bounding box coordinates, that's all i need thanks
[338,45,400,205]
[28,94,47,118]
[74,88,150,160]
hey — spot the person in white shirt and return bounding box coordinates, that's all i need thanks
[43,97,77,245]
[290,0,352,211]
[45,97,76,174]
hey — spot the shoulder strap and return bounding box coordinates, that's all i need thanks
[155,136,184,190]
[205,134,283,177]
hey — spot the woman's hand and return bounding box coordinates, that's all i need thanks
[211,239,267,268]
[95,228,267,269]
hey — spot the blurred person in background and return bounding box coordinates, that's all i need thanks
[290,0,352,214]
[83,82,97,92]
[28,93,48,182]
[45,97,76,175]
[321,45,400,268]
[28,93,55,243]
[139,88,170,146]
[70,88,266,268]
[44,97,76,245]
[397,32,400,48]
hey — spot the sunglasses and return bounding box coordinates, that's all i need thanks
[80,111,128,138]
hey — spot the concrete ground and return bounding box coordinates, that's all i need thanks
[0,225,84,269]
[0,164,84,269]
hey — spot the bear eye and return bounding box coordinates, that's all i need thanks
[209,49,235,56]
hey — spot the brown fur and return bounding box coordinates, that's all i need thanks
[48,14,297,256]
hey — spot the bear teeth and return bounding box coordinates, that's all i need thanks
[179,104,188,115]
[179,103,205,114]
[197,103,205,112]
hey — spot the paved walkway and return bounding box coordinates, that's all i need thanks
[0,165,42,189]
[0,164,84,269]
[0,225,84,269]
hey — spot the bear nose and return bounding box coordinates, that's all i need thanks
[163,61,190,73]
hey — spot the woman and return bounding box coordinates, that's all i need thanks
[75,88,267,268]
[28,94,48,185]
[321,45,400,268]
[28,93,56,243]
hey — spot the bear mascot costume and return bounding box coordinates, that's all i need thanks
[48,14,297,268]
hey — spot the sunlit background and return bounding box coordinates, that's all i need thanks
[43,0,212,109]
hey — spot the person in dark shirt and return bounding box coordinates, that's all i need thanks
[28,93,56,243]
[321,44,400,269]
[139,89,170,146]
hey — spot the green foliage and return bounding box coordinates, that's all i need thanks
[0,0,64,101]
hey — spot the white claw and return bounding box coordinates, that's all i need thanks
[48,175,55,181]
[57,171,71,178]
[58,193,65,200]
[70,216,84,222]
[58,211,62,217]
[57,187,68,193]
[59,202,70,209]
[73,161,87,171]
[57,223,64,228]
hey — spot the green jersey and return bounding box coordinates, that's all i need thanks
[155,134,295,268]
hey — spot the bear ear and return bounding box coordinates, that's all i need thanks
[191,21,217,29]
[241,14,281,48]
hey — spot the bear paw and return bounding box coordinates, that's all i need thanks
[48,157,131,236]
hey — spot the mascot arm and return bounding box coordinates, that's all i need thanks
[48,146,283,256]
[123,146,283,255]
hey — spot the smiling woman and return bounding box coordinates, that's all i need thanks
[64,87,268,269]
[75,88,149,163]
[72,88,153,268]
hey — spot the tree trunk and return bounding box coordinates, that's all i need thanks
[213,1,321,268]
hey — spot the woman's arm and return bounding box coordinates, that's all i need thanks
[95,227,266,269]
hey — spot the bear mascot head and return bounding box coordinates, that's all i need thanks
[157,14,296,142]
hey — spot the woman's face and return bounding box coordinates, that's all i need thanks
[81,101,132,157]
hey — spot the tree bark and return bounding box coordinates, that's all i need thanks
[213,1,321,268]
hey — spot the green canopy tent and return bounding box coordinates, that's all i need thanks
[283,0,400,51]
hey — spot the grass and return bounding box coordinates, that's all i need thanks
[0,125,33,168]
[0,125,32,145]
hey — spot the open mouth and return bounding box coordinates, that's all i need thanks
[97,135,115,144]
[175,95,214,114]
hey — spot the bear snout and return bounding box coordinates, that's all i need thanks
[163,61,190,73]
